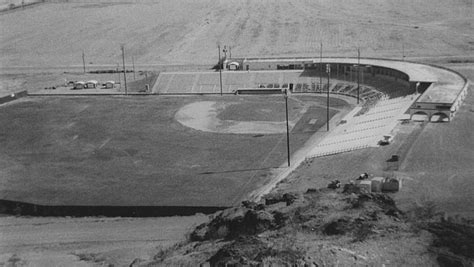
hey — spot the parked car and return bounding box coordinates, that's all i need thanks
[379,134,394,145]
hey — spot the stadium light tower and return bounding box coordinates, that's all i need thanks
[319,42,323,91]
[402,43,405,61]
[82,50,86,73]
[121,44,128,95]
[357,47,360,104]
[326,63,331,131]
[132,56,136,80]
[282,88,290,167]
[218,44,223,96]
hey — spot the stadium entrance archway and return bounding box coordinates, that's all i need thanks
[410,111,429,121]
[430,112,450,122]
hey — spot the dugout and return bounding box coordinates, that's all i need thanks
[73,81,86,89]
[85,80,99,89]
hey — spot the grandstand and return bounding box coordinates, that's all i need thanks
[237,57,468,121]
[306,95,418,159]
[153,71,387,103]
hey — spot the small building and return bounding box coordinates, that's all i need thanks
[73,81,86,90]
[85,80,99,89]
[66,80,76,87]
[103,81,115,89]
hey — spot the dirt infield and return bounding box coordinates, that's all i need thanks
[175,97,307,134]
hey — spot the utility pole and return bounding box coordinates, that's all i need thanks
[145,72,149,92]
[229,46,232,59]
[223,45,228,59]
[326,64,330,132]
[132,56,136,80]
[357,47,360,104]
[82,50,86,73]
[402,43,405,61]
[218,44,223,96]
[121,44,128,95]
[283,89,290,167]
[319,42,323,91]
[116,63,120,89]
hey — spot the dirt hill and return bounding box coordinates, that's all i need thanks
[0,0,472,68]
[143,188,474,266]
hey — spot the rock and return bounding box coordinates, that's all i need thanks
[263,192,299,206]
[129,258,146,267]
[190,223,210,241]
[190,206,279,241]
[343,183,361,194]
[323,218,352,235]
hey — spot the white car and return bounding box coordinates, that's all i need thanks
[379,135,394,145]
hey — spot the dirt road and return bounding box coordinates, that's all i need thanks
[0,215,207,266]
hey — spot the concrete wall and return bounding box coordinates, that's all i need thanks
[0,90,28,105]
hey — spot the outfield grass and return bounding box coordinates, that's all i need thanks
[0,95,346,207]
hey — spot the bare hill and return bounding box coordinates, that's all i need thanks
[0,0,472,68]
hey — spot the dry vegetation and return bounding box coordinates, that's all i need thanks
[0,0,473,69]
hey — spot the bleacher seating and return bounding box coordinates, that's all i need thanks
[306,95,417,159]
[339,85,355,93]
[152,73,173,93]
[166,74,195,93]
[153,70,412,100]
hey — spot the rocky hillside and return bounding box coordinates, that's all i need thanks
[138,187,474,266]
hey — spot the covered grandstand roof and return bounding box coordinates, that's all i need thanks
[243,57,467,105]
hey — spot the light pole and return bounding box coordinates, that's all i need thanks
[82,50,86,73]
[402,43,405,61]
[357,48,360,104]
[121,44,128,95]
[218,44,223,96]
[282,88,290,167]
[132,56,136,80]
[116,63,120,89]
[326,63,331,132]
[319,42,323,91]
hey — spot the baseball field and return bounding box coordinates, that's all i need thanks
[0,0,473,265]
[0,94,347,207]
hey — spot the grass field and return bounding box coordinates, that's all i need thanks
[0,94,346,207]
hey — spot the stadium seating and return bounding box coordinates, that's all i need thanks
[306,95,417,159]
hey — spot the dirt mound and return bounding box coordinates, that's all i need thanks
[151,189,419,266]
[190,193,300,241]
[190,206,277,241]
[208,236,304,266]
[146,187,473,266]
